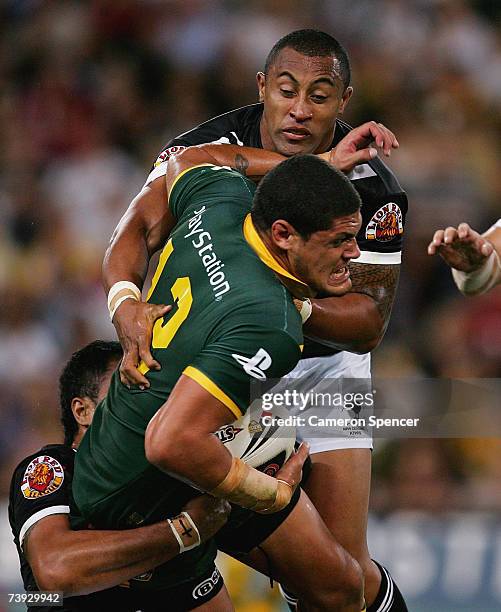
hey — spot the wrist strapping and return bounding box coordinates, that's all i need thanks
[452,249,501,295]
[209,457,293,514]
[298,298,312,323]
[167,511,201,553]
[108,281,141,320]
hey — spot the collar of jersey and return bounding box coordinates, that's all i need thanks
[243,214,307,286]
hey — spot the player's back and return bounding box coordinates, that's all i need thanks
[73,165,303,527]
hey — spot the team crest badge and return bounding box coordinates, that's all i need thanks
[21,455,64,499]
[365,203,403,242]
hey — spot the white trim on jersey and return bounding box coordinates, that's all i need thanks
[19,505,70,549]
[353,250,402,265]
[494,219,501,228]
[346,163,377,181]
[144,161,168,188]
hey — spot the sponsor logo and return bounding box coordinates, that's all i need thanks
[192,568,221,600]
[21,455,64,499]
[365,202,403,242]
[153,146,186,167]
[215,424,243,444]
[248,419,263,434]
[232,348,272,380]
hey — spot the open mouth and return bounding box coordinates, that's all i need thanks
[328,266,350,285]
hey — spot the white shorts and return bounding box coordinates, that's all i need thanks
[270,351,373,454]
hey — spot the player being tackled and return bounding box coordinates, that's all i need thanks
[73,144,365,611]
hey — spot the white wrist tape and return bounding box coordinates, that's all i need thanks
[167,511,201,553]
[107,281,141,320]
[298,298,313,323]
[452,250,501,295]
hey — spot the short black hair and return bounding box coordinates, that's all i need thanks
[264,29,351,89]
[251,155,361,239]
[59,340,122,446]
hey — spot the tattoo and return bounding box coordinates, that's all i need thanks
[348,262,401,331]
[235,153,249,176]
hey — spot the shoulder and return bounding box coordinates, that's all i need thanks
[9,445,73,546]
[171,104,263,148]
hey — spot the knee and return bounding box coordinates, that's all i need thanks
[302,553,364,611]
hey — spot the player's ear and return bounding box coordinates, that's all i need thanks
[256,72,266,102]
[270,219,300,251]
[338,86,353,114]
[71,397,96,428]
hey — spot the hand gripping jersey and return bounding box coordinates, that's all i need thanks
[73,165,303,589]
[8,445,130,611]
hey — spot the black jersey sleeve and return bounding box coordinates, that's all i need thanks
[8,446,73,551]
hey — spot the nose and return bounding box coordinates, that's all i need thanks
[289,96,312,122]
[344,239,361,261]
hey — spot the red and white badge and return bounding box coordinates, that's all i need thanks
[365,202,403,242]
[21,455,64,499]
[153,146,186,167]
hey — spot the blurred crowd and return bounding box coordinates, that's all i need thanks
[1,0,501,512]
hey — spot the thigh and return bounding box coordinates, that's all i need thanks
[192,585,234,612]
[304,448,372,560]
[256,490,355,594]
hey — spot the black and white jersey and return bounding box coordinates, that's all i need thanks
[8,444,129,611]
[146,103,408,356]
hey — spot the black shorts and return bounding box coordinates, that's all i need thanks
[130,565,224,611]
[216,455,312,555]
[58,566,224,612]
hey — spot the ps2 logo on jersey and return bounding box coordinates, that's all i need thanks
[365,202,403,242]
[21,455,64,499]
[232,348,272,380]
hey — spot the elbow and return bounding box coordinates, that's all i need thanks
[145,419,185,474]
[34,564,75,596]
[351,334,382,354]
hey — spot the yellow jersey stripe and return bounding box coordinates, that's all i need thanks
[168,164,214,199]
[183,366,242,419]
[243,214,307,286]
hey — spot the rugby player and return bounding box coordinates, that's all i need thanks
[73,148,367,611]
[8,340,230,611]
[428,220,501,295]
[106,30,409,611]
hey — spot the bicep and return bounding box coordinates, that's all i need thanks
[109,176,175,257]
[24,514,71,568]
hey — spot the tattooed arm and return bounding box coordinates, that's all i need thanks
[303,262,401,353]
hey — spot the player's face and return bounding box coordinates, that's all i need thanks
[289,211,362,296]
[257,48,352,157]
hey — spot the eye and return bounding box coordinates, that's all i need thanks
[280,88,295,98]
[311,94,327,103]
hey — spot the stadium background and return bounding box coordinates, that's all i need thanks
[1,1,501,610]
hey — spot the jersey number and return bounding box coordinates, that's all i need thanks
[138,240,193,375]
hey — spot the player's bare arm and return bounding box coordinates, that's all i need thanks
[428,221,501,295]
[302,262,400,353]
[24,495,229,597]
[145,375,308,514]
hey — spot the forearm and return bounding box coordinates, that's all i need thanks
[34,522,179,596]
[168,144,286,187]
[304,293,383,353]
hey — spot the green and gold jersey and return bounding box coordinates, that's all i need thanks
[73,166,304,584]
